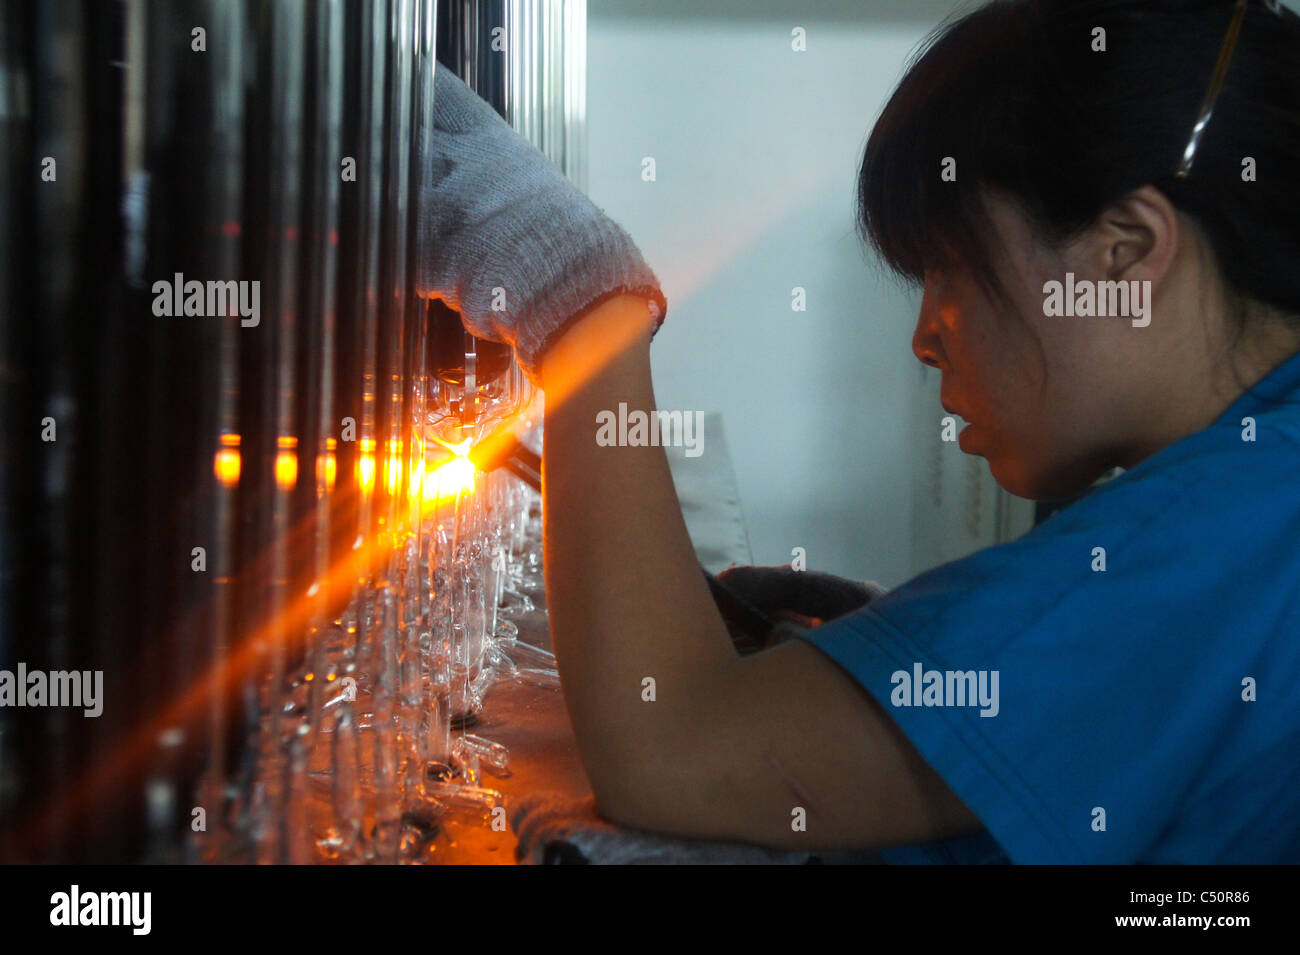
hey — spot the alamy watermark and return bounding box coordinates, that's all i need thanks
[891,662,1000,718]
[151,272,260,327]
[0,663,103,717]
[1043,272,1151,328]
[50,885,151,935]
[595,403,704,458]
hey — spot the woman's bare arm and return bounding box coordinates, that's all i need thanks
[540,294,982,850]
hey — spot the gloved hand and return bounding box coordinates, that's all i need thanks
[715,564,888,651]
[420,62,668,384]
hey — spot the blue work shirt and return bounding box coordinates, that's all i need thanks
[799,349,1300,864]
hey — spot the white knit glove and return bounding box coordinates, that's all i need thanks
[420,62,667,384]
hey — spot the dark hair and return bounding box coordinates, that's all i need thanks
[857,0,1300,327]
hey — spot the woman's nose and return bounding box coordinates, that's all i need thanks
[912,288,947,369]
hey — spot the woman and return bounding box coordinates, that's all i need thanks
[422,0,1300,863]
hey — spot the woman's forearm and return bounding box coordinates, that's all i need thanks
[539,294,736,808]
[537,295,982,847]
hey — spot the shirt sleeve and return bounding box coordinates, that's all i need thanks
[797,460,1296,863]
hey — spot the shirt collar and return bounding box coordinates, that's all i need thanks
[1218,347,1300,424]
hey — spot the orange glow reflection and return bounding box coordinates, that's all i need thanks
[214,434,242,486]
[386,440,403,495]
[274,436,299,489]
[357,437,376,494]
[408,457,424,498]
[20,502,404,859]
[214,450,241,486]
[423,437,476,505]
[317,437,337,492]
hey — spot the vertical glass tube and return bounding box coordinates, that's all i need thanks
[0,0,583,865]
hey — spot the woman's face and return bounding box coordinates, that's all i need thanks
[912,193,1154,501]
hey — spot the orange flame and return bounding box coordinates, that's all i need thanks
[357,437,376,495]
[214,433,241,486]
[423,436,476,505]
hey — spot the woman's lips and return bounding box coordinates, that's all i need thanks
[941,396,986,453]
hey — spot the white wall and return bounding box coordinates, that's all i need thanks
[584,0,1009,587]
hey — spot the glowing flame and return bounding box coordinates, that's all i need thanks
[357,437,376,494]
[423,437,476,504]
[214,433,241,486]
[274,436,299,489]
[214,450,241,486]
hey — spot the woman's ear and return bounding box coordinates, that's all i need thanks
[1093,185,1180,286]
